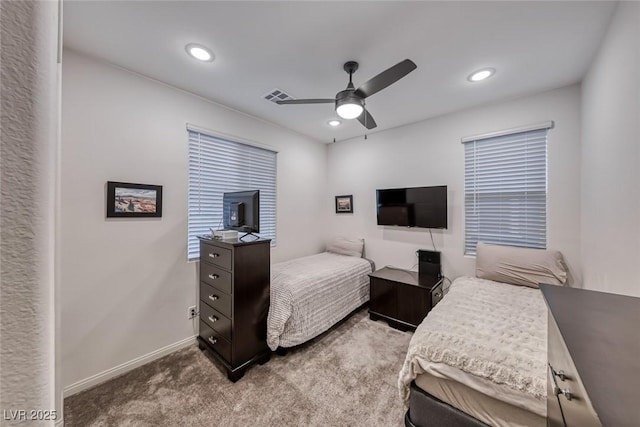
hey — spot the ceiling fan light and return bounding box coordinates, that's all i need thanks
[335,91,364,119]
[336,103,363,119]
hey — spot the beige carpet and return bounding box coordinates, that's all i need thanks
[64,309,413,426]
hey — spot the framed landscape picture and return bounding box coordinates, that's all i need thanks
[335,195,353,214]
[106,181,163,218]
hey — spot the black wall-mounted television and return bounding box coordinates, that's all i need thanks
[376,186,447,229]
[223,190,260,233]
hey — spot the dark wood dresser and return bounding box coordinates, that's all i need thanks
[540,284,640,427]
[369,267,443,331]
[197,236,271,382]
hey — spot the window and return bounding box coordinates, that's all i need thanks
[187,128,277,261]
[463,123,552,255]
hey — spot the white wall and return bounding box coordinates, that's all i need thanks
[327,85,582,284]
[581,2,640,297]
[0,0,60,423]
[61,50,327,390]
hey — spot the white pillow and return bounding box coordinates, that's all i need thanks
[476,243,567,288]
[326,237,364,258]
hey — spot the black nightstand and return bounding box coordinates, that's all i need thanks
[368,267,443,331]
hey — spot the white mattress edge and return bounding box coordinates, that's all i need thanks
[422,361,546,417]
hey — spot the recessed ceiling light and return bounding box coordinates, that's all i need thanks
[468,68,495,82]
[185,43,214,62]
[328,120,342,127]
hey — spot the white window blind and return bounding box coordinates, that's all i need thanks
[188,129,277,261]
[464,126,549,255]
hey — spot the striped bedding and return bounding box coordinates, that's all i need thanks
[267,252,373,350]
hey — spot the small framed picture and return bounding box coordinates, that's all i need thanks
[335,195,353,214]
[106,181,163,218]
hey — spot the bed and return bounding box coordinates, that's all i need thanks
[267,238,373,351]
[399,243,568,427]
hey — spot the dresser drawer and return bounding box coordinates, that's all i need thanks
[200,303,232,341]
[200,320,231,364]
[201,243,232,270]
[201,263,232,293]
[200,282,232,318]
[547,314,600,427]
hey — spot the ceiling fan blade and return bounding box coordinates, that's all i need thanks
[357,108,377,130]
[354,59,417,99]
[276,99,334,105]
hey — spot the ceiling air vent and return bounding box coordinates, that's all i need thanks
[263,88,294,104]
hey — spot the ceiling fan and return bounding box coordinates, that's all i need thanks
[276,59,417,130]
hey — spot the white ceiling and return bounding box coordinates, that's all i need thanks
[63,1,615,143]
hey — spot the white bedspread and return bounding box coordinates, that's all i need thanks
[398,276,548,416]
[267,252,372,350]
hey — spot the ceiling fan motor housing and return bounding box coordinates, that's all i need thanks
[335,90,363,106]
[335,90,364,119]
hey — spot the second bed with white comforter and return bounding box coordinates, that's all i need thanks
[399,276,548,426]
[267,252,373,350]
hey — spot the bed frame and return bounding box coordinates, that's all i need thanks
[404,382,489,427]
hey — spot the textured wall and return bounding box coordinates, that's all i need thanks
[581,2,640,297]
[0,0,59,424]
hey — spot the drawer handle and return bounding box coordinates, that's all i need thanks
[208,295,219,302]
[554,385,573,401]
[550,365,573,401]
[551,367,569,381]
[208,274,219,280]
[209,253,219,258]
[555,369,567,381]
[208,315,218,323]
[208,336,217,345]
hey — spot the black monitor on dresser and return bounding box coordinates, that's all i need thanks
[223,190,260,234]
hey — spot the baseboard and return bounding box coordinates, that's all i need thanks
[63,335,196,398]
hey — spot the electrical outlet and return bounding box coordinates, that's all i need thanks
[188,305,197,319]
